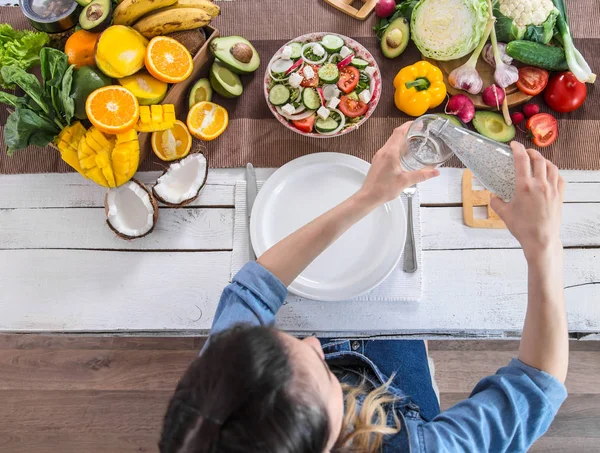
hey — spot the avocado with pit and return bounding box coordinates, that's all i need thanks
[472,111,516,143]
[189,78,213,108]
[71,66,112,120]
[210,36,260,75]
[79,0,112,33]
[210,61,243,98]
[381,17,410,59]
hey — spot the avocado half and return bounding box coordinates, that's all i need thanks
[210,36,260,75]
[209,61,243,98]
[79,0,112,33]
[381,17,410,59]
[472,111,516,143]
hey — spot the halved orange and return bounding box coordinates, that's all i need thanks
[151,120,192,161]
[187,101,229,141]
[145,36,193,84]
[85,85,139,134]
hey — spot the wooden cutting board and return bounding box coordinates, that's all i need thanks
[423,56,531,109]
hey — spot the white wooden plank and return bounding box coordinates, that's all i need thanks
[0,250,230,331]
[0,249,598,334]
[0,173,234,209]
[419,168,600,205]
[421,204,600,250]
[276,248,600,335]
[0,208,233,250]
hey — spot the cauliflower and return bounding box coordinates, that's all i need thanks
[494,0,559,44]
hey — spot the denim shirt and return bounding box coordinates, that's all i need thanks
[210,262,568,453]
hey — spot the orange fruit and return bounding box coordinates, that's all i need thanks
[85,85,140,134]
[187,101,229,141]
[64,30,100,68]
[144,36,193,84]
[151,120,192,161]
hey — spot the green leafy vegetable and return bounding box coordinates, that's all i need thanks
[0,24,49,89]
[355,72,370,94]
[61,65,75,125]
[4,106,60,155]
[0,65,51,119]
[374,2,417,41]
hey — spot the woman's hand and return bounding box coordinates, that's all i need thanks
[359,122,440,205]
[490,142,565,263]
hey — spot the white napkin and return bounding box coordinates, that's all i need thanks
[231,181,423,302]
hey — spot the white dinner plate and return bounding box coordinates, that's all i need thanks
[250,153,406,301]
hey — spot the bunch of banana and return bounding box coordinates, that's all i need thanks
[113,0,220,39]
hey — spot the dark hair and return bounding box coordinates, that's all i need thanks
[159,324,330,453]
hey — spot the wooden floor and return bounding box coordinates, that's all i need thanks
[0,336,597,453]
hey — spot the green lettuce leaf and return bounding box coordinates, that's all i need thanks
[0,24,49,89]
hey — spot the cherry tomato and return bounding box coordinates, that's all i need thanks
[338,95,368,118]
[300,65,320,88]
[292,115,315,133]
[527,113,558,148]
[337,66,360,94]
[544,72,587,113]
[516,67,549,96]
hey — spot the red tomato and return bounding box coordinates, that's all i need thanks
[300,65,320,88]
[337,66,360,94]
[516,67,549,96]
[544,72,587,113]
[338,95,368,118]
[527,113,558,148]
[292,115,315,133]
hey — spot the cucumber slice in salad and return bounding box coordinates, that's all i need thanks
[321,34,344,53]
[269,84,291,106]
[318,64,340,84]
[350,58,369,69]
[315,116,340,133]
[289,42,302,60]
[302,88,321,110]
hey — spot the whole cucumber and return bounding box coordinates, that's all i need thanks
[506,41,569,71]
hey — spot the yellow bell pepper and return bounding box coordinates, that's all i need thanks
[393,61,447,117]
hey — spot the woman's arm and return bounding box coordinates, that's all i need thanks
[491,142,568,383]
[258,122,439,286]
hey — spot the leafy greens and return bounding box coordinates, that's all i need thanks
[0,24,49,89]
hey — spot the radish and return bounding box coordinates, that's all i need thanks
[510,112,525,124]
[285,59,303,75]
[482,85,505,110]
[445,94,475,124]
[337,55,353,69]
[523,103,540,118]
[375,0,396,18]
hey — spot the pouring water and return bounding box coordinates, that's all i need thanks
[403,114,517,202]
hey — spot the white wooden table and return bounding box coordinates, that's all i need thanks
[1,168,599,338]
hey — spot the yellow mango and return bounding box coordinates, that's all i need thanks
[135,104,176,132]
[95,26,148,79]
[118,72,168,105]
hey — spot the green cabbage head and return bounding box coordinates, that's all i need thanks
[411,0,489,61]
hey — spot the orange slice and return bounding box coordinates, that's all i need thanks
[151,120,192,161]
[186,101,229,141]
[85,85,139,134]
[145,36,193,84]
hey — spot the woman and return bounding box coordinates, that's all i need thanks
[159,122,568,453]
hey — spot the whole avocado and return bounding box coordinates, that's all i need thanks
[71,66,112,120]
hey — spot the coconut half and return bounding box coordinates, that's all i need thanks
[105,179,159,240]
[152,153,208,207]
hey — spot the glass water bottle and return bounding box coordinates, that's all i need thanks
[403,114,516,202]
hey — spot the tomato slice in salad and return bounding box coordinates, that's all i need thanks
[292,115,315,133]
[337,66,360,94]
[300,65,320,87]
[338,95,368,118]
[526,113,558,148]
[516,67,549,96]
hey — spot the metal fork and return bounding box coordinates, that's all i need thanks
[403,185,417,273]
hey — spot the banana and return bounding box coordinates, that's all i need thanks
[133,8,212,39]
[113,0,178,26]
[170,0,220,18]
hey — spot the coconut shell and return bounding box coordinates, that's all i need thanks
[166,29,207,56]
[152,152,209,207]
[104,179,159,240]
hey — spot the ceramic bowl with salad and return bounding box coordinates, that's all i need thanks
[264,32,382,138]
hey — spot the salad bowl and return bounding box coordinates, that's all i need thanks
[264,32,382,138]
